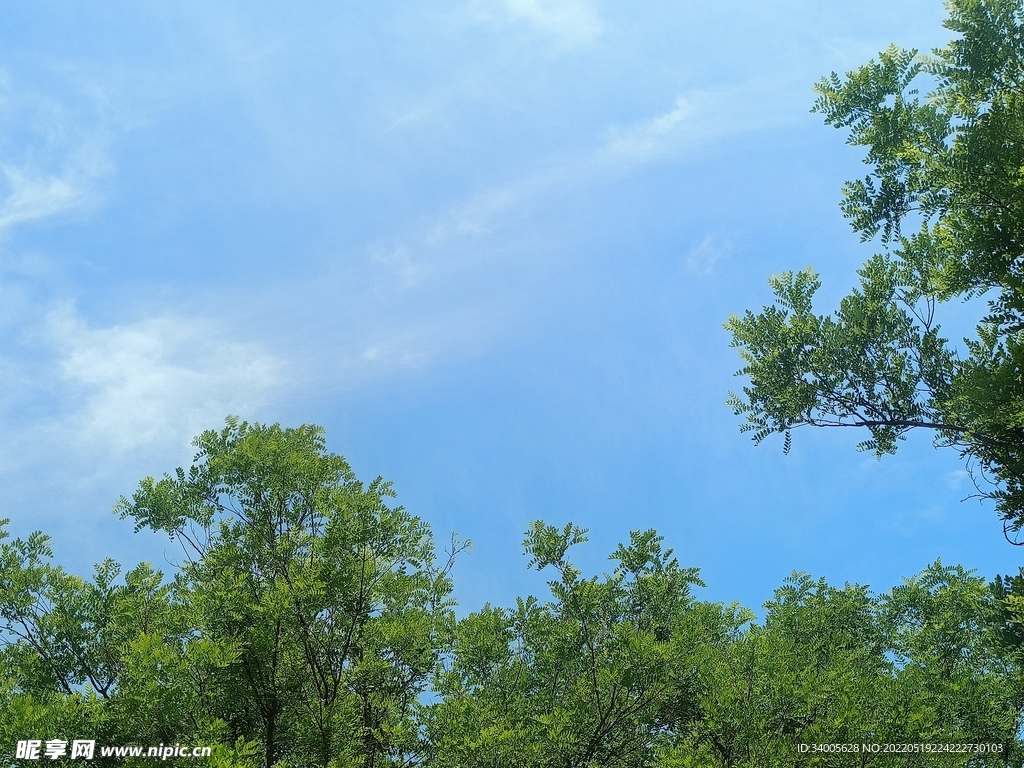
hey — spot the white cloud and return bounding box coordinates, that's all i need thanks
[886,504,948,537]
[604,98,696,162]
[47,305,280,455]
[0,77,115,236]
[946,469,970,490]
[368,88,784,290]
[602,81,804,164]
[369,244,424,287]
[345,80,806,375]
[366,167,567,288]
[472,0,603,48]
[0,154,107,232]
[686,234,732,276]
[427,183,527,242]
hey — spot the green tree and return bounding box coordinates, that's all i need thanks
[726,0,1024,538]
[425,522,724,768]
[663,564,1023,767]
[0,521,252,767]
[0,419,460,768]
[116,418,459,768]
[881,562,1024,758]
[4,420,1023,765]
[672,575,893,766]
[425,524,1024,767]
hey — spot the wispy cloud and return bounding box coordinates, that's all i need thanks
[47,305,280,455]
[365,166,570,289]
[0,77,114,237]
[471,0,603,48]
[355,85,791,358]
[947,469,969,489]
[886,504,948,537]
[686,234,732,276]
[601,80,805,164]
[425,173,557,243]
[604,98,696,162]
[369,83,792,288]
[0,151,109,233]
[263,73,810,398]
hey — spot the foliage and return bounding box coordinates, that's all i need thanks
[115,418,460,768]
[426,520,1023,767]
[726,0,1024,537]
[0,520,252,767]
[1,419,459,768]
[425,523,717,767]
[2,421,1023,766]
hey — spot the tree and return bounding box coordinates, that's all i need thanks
[0,522,253,767]
[881,562,1024,757]
[116,418,459,768]
[663,563,1023,767]
[726,0,1024,539]
[0,418,460,768]
[425,524,1024,767]
[424,523,721,768]
[4,419,1023,764]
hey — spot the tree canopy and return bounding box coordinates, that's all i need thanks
[726,0,1024,538]
[2,420,1023,766]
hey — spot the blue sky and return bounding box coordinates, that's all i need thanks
[0,0,1018,613]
